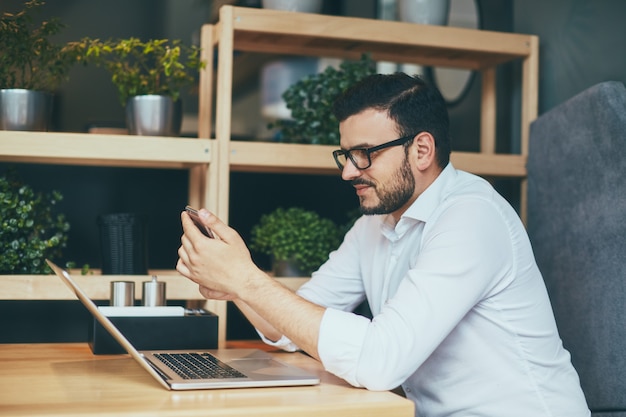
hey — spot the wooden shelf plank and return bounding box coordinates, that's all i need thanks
[229,141,526,178]
[450,151,527,178]
[0,272,203,301]
[225,6,537,70]
[0,271,309,300]
[229,141,338,174]
[0,131,213,169]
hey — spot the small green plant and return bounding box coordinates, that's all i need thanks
[0,0,81,91]
[270,54,376,145]
[0,169,70,274]
[78,37,205,106]
[250,207,343,276]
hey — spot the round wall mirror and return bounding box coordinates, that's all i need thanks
[427,0,481,105]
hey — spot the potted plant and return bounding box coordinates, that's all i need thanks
[79,37,205,136]
[250,207,343,276]
[269,54,375,145]
[0,169,70,274]
[0,0,81,131]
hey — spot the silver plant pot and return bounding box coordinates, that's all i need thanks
[125,95,182,136]
[272,257,308,277]
[0,89,53,131]
[262,0,323,13]
[398,0,450,26]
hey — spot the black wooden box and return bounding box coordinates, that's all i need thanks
[89,309,218,354]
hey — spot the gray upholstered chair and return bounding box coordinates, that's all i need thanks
[527,81,626,416]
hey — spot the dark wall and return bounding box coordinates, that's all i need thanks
[513,0,626,114]
[444,0,515,154]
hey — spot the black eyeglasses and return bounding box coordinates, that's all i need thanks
[332,134,416,170]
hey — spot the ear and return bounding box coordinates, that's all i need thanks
[412,132,436,171]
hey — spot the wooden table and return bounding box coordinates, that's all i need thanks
[0,343,414,416]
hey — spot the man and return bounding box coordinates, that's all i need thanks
[177,73,590,416]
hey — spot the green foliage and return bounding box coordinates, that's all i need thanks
[270,54,376,145]
[65,261,92,275]
[250,207,343,276]
[0,170,70,274]
[78,37,205,106]
[0,0,82,91]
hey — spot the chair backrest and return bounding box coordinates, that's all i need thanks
[527,81,626,413]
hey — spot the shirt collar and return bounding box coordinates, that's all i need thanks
[381,163,457,240]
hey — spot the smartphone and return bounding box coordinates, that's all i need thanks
[185,205,215,238]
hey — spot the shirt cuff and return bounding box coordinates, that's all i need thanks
[318,307,371,387]
[256,329,300,352]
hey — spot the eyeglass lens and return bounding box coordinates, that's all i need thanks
[334,149,369,170]
[333,134,416,170]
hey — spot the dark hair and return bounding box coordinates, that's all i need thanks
[332,73,451,168]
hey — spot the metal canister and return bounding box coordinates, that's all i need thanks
[110,281,135,306]
[142,276,166,306]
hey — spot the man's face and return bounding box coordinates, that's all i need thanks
[338,109,418,218]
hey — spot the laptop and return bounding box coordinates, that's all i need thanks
[46,259,320,390]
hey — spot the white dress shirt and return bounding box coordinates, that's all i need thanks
[260,164,590,417]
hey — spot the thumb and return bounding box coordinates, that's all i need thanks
[197,209,229,242]
[199,209,247,250]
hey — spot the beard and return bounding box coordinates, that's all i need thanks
[354,156,415,215]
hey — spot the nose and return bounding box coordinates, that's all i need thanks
[341,159,361,181]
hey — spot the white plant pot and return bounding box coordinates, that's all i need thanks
[126,95,182,136]
[262,0,323,13]
[0,89,53,131]
[261,57,320,120]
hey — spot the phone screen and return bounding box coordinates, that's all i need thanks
[185,206,215,238]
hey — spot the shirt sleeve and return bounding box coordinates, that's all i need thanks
[317,308,371,386]
[256,216,370,352]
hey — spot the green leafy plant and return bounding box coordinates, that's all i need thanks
[250,207,343,276]
[0,0,81,91]
[78,37,205,106]
[270,54,376,145]
[0,169,70,274]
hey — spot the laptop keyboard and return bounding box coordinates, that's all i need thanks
[155,353,247,380]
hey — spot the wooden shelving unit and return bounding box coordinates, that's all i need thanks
[203,6,538,224]
[0,5,538,348]
[0,131,228,345]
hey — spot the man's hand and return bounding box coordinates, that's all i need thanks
[176,208,324,360]
[176,208,256,299]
